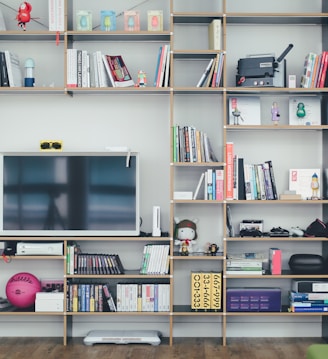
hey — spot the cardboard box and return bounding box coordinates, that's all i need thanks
[226,288,281,312]
[35,292,64,312]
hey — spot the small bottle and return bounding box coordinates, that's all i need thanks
[24,58,35,87]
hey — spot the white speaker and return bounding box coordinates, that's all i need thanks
[152,206,161,237]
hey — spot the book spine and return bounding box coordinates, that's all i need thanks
[196,58,214,87]
[0,52,9,87]
[208,19,221,50]
[202,272,211,311]
[210,272,221,310]
[48,0,56,31]
[225,142,234,200]
[266,160,278,200]
[67,49,78,88]
[191,272,204,310]
[290,306,328,312]
[153,46,162,86]
[215,169,224,200]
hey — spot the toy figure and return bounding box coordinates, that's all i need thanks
[16,2,32,31]
[232,107,244,125]
[128,16,135,31]
[311,172,320,199]
[136,70,147,87]
[174,218,198,254]
[208,243,219,256]
[103,16,111,31]
[151,15,158,30]
[296,102,306,118]
[271,102,280,125]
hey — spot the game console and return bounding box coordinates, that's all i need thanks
[83,330,161,346]
[16,242,63,256]
[152,206,161,237]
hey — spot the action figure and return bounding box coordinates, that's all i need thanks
[16,2,32,31]
[232,107,244,125]
[271,102,280,125]
[311,172,320,199]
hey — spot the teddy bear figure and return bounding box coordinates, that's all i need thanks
[174,218,198,254]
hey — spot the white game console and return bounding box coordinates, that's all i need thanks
[83,330,161,346]
[16,242,63,256]
[152,206,161,237]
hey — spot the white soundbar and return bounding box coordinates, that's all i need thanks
[16,242,63,256]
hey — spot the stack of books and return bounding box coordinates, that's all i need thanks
[226,258,264,275]
[153,44,170,87]
[172,125,218,163]
[191,272,222,311]
[66,49,134,88]
[66,282,113,312]
[289,291,328,312]
[196,53,225,88]
[66,244,124,275]
[300,51,328,88]
[139,244,170,275]
[193,168,224,200]
[116,283,170,312]
[226,142,278,201]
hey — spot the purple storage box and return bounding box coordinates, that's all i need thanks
[227,287,281,312]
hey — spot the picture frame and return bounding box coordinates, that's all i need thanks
[76,10,92,31]
[147,10,163,31]
[100,10,116,31]
[124,11,140,31]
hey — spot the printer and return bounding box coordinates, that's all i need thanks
[236,44,293,87]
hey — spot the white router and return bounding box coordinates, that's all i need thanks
[83,330,161,346]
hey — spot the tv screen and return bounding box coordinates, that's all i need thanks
[0,153,140,236]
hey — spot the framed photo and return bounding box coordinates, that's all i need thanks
[100,10,116,31]
[76,10,92,31]
[124,11,140,31]
[147,10,163,31]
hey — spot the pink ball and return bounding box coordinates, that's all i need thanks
[6,272,41,308]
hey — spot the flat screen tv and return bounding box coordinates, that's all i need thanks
[0,153,140,236]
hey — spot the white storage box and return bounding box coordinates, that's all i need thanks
[35,292,64,312]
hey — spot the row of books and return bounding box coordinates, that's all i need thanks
[191,272,222,311]
[289,291,328,313]
[67,49,135,88]
[154,44,170,87]
[139,244,170,275]
[117,283,170,312]
[0,51,23,87]
[66,245,124,275]
[300,51,328,89]
[226,258,264,275]
[66,282,170,312]
[196,53,225,88]
[193,169,224,200]
[172,125,218,163]
[66,282,115,312]
[226,142,278,201]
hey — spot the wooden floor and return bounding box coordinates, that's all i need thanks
[0,337,326,359]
